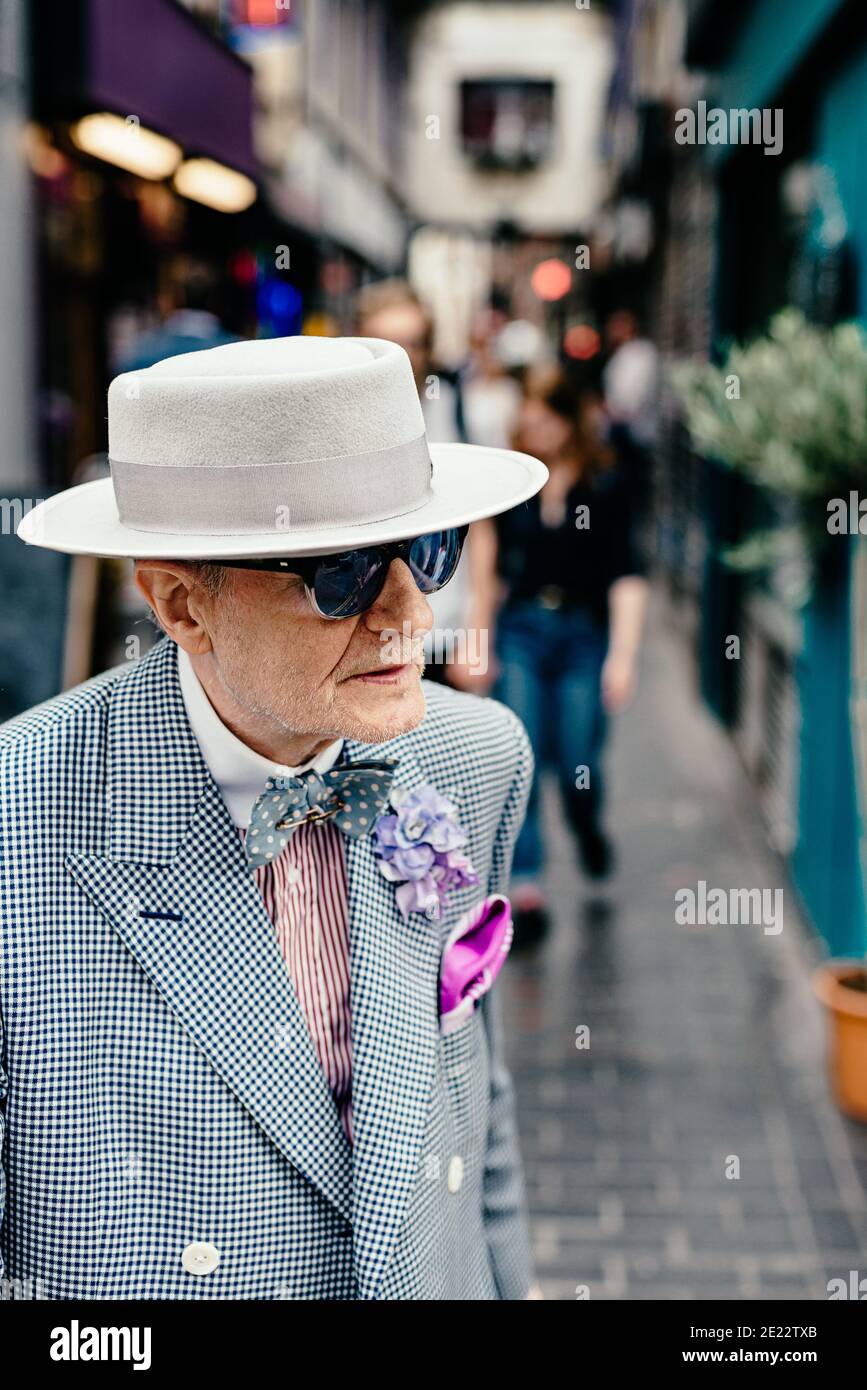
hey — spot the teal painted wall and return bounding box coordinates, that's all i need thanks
[711,0,845,117]
[813,44,867,323]
[794,43,867,954]
[793,543,866,955]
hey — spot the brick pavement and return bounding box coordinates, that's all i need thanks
[499,593,867,1300]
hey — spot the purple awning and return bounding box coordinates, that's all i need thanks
[87,0,257,180]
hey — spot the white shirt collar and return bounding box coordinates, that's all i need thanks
[177,645,344,828]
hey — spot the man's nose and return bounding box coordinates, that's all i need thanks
[364,557,434,637]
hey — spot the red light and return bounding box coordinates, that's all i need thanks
[229,249,258,287]
[563,324,600,360]
[531,258,571,301]
[236,0,286,25]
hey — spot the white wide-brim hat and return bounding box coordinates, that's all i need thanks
[17,335,547,559]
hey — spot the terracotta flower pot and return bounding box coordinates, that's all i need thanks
[813,961,867,1122]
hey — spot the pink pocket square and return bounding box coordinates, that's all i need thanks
[438,894,514,1035]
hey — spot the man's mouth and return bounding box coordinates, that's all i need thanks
[347,662,418,686]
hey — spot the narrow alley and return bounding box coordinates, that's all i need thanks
[503,591,867,1300]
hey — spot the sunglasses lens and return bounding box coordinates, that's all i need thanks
[308,528,466,617]
[312,549,384,618]
[408,529,465,592]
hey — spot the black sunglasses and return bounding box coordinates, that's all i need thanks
[205,525,469,619]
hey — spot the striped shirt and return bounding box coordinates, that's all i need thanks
[238,820,354,1146]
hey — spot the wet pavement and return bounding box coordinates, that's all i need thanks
[500,592,867,1300]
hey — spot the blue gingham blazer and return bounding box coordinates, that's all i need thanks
[0,635,534,1300]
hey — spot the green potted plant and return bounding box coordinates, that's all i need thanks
[671,307,867,581]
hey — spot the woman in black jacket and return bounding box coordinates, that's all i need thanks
[451,365,649,943]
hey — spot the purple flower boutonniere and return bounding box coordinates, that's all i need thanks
[371,783,479,921]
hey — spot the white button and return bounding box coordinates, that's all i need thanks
[447,1155,464,1193]
[182,1241,220,1276]
[285,866,301,886]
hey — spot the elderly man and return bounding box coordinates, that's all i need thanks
[3,336,546,1301]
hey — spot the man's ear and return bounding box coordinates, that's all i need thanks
[133,560,214,654]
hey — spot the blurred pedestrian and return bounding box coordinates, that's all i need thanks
[451,365,649,946]
[354,278,466,445]
[117,256,239,373]
[462,308,522,450]
[354,279,469,684]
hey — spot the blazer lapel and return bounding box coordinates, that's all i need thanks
[64,637,353,1224]
[341,734,442,1300]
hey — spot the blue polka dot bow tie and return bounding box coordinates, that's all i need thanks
[244,758,400,867]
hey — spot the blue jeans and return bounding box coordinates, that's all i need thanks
[493,601,609,882]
